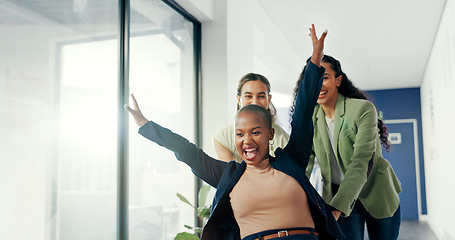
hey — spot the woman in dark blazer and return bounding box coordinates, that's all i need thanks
[291,55,401,240]
[125,25,344,240]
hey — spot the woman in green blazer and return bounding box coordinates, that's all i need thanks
[291,55,402,240]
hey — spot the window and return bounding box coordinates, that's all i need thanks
[0,0,200,239]
[128,0,199,239]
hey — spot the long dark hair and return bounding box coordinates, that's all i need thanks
[290,55,391,151]
[237,73,277,122]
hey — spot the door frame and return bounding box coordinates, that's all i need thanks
[384,119,422,218]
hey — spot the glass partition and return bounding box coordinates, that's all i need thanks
[0,0,199,239]
[128,0,196,239]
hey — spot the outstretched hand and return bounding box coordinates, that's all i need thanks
[124,94,149,127]
[309,24,327,67]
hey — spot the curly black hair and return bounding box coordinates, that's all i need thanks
[290,55,391,151]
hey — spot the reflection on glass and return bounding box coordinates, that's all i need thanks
[58,39,118,239]
[0,1,118,239]
[129,0,196,239]
[0,0,197,239]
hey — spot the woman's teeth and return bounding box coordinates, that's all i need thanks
[244,148,258,160]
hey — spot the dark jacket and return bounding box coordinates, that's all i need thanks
[138,61,345,240]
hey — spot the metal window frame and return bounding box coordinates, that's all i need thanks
[117,0,202,239]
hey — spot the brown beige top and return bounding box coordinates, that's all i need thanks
[229,162,315,238]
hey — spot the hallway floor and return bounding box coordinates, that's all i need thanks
[364,220,438,240]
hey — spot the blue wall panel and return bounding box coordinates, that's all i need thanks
[366,88,427,215]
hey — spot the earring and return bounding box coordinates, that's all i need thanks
[269,139,275,152]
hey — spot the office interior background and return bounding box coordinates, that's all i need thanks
[1,0,454,239]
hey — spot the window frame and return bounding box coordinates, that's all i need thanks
[117,0,202,239]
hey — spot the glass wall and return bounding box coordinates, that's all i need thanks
[128,0,197,239]
[0,0,199,239]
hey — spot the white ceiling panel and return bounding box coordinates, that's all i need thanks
[257,0,447,90]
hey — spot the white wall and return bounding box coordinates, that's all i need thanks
[199,0,229,155]
[175,0,213,22]
[226,0,308,116]
[181,0,306,152]
[421,0,455,239]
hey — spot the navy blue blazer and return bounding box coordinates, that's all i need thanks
[138,62,345,240]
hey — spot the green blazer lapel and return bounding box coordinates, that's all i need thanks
[315,105,333,176]
[334,94,346,165]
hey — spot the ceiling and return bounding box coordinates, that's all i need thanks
[2,0,448,92]
[257,0,447,90]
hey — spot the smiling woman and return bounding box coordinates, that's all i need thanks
[234,105,274,165]
[292,54,401,240]
[213,72,290,163]
[125,25,345,240]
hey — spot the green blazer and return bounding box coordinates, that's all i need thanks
[306,94,401,218]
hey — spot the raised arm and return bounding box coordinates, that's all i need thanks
[309,24,326,67]
[124,94,148,127]
[213,138,234,162]
[125,94,228,188]
[285,24,326,169]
